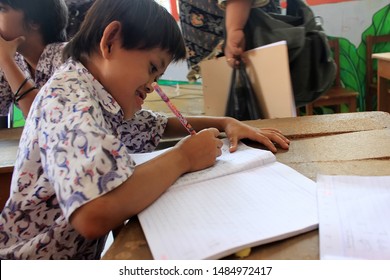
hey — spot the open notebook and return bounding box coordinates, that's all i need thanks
[132,140,318,260]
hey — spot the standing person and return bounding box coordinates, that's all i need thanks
[178,0,280,80]
[0,0,68,119]
[220,0,280,67]
[0,0,289,259]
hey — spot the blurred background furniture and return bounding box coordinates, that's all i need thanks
[372,52,390,113]
[0,127,23,210]
[305,39,358,115]
[366,34,390,111]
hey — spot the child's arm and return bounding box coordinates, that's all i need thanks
[0,35,38,117]
[69,128,223,239]
[164,116,290,153]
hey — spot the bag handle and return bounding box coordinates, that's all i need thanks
[237,62,262,120]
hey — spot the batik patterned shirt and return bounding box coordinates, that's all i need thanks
[0,59,168,259]
[217,0,270,9]
[0,43,66,116]
[179,0,281,81]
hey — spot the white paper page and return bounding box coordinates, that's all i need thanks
[139,162,318,260]
[317,175,390,260]
[130,139,276,189]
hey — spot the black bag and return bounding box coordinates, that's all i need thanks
[241,0,337,107]
[225,62,263,121]
[66,1,95,39]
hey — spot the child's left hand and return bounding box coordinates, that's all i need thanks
[0,35,25,65]
[223,118,290,153]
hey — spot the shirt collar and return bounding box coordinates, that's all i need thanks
[70,59,123,117]
[35,43,67,78]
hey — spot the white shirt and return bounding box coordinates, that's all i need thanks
[0,59,168,259]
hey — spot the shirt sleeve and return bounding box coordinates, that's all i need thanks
[118,109,168,153]
[37,77,135,219]
[217,0,270,9]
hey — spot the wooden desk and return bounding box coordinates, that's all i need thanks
[102,111,390,260]
[372,52,390,113]
[0,127,23,209]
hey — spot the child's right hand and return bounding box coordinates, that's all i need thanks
[175,128,223,173]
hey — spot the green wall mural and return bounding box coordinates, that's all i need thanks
[335,4,390,112]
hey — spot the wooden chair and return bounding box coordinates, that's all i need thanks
[365,34,390,111]
[305,39,358,115]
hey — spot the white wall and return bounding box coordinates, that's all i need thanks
[310,0,389,47]
[161,60,190,82]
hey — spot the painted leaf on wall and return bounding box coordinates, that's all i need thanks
[361,4,390,39]
[338,38,365,107]
[356,4,390,110]
[333,4,390,112]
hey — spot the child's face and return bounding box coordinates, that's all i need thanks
[98,47,172,120]
[0,4,26,41]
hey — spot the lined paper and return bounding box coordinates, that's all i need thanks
[317,175,390,260]
[131,139,276,190]
[136,141,318,259]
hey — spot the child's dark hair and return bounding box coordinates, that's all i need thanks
[0,0,68,44]
[63,0,186,63]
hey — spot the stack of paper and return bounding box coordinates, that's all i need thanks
[317,175,390,260]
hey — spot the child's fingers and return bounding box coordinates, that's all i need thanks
[247,131,290,152]
[260,128,290,145]
[228,136,239,153]
[203,127,220,138]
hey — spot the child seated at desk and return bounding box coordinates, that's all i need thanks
[0,0,289,259]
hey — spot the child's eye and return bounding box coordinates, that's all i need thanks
[0,4,8,12]
[150,64,162,83]
[150,64,158,74]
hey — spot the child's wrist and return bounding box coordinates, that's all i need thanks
[0,55,18,71]
[13,77,37,104]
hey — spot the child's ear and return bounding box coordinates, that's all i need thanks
[100,21,122,59]
[28,21,40,31]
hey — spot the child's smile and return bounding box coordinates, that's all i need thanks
[135,90,147,109]
[100,46,171,119]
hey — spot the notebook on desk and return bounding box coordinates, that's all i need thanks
[200,41,297,119]
[132,139,318,260]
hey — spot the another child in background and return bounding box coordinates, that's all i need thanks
[0,0,68,118]
[0,0,289,259]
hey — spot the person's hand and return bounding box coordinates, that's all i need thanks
[175,128,223,172]
[0,34,25,65]
[223,118,290,153]
[224,29,245,68]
